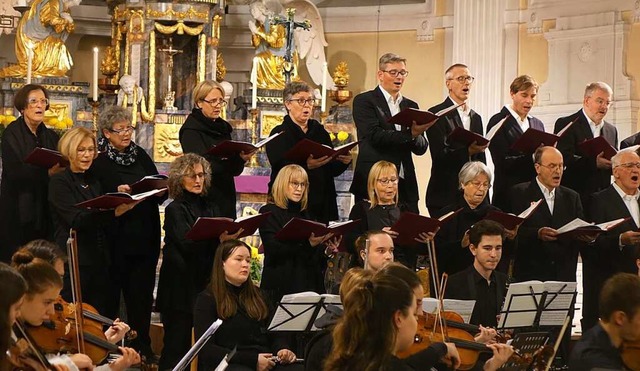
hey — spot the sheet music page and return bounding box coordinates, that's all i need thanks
[255,131,283,148]
[518,199,542,219]
[498,281,544,329]
[435,102,462,117]
[596,217,627,231]
[556,119,575,137]
[486,116,508,141]
[268,293,322,331]
[421,298,475,323]
[310,294,342,331]
[540,281,577,326]
[555,218,592,234]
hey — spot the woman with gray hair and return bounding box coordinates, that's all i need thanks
[433,161,515,275]
[156,153,242,370]
[265,81,351,224]
[90,105,164,361]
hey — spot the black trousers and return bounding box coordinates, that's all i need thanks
[61,264,111,315]
[159,309,193,371]
[106,253,159,357]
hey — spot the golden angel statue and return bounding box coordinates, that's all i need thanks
[0,0,81,78]
[248,0,334,90]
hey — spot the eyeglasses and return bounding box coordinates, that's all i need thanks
[377,178,399,186]
[448,76,475,84]
[592,97,612,107]
[382,70,409,77]
[185,172,207,180]
[108,126,134,135]
[289,181,308,189]
[617,162,640,169]
[468,181,491,190]
[27,98,49,107]
[77,146,96,155]
[202,98,227,106]
[538,163,566,171]
[287,98,315,107]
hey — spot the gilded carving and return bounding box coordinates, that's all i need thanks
[154,123,183,162]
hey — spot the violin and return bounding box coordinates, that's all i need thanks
[621,340,640,371]
[9,321,56,371]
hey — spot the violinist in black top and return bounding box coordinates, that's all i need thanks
[156,153,241,371]
[180,80,253,218]
[265,81,351,224]
[194,240,302,371]
[0,84,62,262]
[48,127,137,316]
[91,106,164,359]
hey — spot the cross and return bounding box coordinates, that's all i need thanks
[271,8,310,84]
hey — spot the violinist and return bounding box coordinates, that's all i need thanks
[11,251,140,371]
[17,239,130,344]
[0,262,27,371]
[569,273,640,370]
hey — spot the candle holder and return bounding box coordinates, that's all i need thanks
[87,98,101,133]
[320,110,329,125]
[249,108,260,168]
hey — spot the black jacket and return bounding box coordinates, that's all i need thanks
[90,149,163,257]
[350,87,428,207]
[426,97,484,214]
[156,192,221,314]
[266,115,348,224]
[0,117,59,260]
[179,108,245,218]
[488,107,545,210]
[554,109,618,211]
[258,202,325,299]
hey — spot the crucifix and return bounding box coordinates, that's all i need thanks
[271,8,310,84]
[159,38,183,111]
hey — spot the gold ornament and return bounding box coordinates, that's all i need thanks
[333,61,350,88]
[216,53,226,82]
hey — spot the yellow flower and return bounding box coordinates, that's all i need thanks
[3,115,16,126]
[0,115,5,125]
[337,131,349,142]
[250,246,259,259]
[329,132,336,141]
[63,117,74,128]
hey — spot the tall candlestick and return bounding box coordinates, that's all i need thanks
[92,47,99,101]
[321,62,328,113]
[251,57,258,110]
[26,47,33,84]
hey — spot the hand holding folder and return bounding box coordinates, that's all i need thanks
[24,147,69,168]
[129,174,168,194]
[75,188,167,209]
[185,212,271,240]
[388,103,460,127]
[555,217,628,240]
[484,199,542,230]
[448,116,508,147]
[578,136,617,160]
[206,132,283,157]
[389,209,461,246]
[274,218,360,241]
[283,139,359,164]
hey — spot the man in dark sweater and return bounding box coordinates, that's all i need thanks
[569,273,640,370]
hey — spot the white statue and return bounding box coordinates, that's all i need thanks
[248,0,334,90]
[117,74,144,107]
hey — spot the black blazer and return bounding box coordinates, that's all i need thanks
[445,265,508,327]
[507,180,584,282]
[266,116,348,224]
[554,109,618,211]
[350,87,428,205]
[0,117,59,259]
[488,107,545,210]
[620,132,640,149]
[425,97,485,214]
[179,108,245,219]
[91,150,164,257]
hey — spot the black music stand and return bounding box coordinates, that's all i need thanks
[268,296,337,332]
[499,332,549,371]
[172,319,222,371]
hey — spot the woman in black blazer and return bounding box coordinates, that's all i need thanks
[90,105,164,359]
[156,153,241,371]
[179,80,253,218]
[48,127,135,315]
[194,239,302,371]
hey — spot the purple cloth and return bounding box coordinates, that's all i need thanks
[234,175,269,194]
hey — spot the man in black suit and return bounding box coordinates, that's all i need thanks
[554,81,618,211]
[446,219,507,332]
[425,64,486,215]
[584,149,640,331]
[488,75,545,210]
[621,132,640,149]
[350,53,429,213]
[507,146,586,283]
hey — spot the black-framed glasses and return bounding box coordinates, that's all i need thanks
[28,98,49,107]
[382,70,409,77]
[202,98,227,106]
[108,126,134,135]
[287,98,315,106]
[448,76,475,84]
[289,181,308,189]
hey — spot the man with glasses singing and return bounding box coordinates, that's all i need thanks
[350,53,429,213]
[554,82,618,211]
[426,64,486,215]
[584,150,640,331]
[507,146,584,283]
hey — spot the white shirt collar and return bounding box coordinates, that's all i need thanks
[535,176,556,198]
[612,182,640,201]
[506,105,529,125]
[379,85,403,106]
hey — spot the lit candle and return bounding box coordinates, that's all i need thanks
[26,47,33,84]
[92,47,99,101]
[251,57,258,110]
[321,62,328,113]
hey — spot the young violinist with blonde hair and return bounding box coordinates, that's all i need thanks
[11,250,140,371]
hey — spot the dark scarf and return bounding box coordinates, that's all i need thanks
[183,108,233,137]
[97,136,138,166]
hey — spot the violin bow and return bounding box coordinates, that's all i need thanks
[67,229,87,355]
[543,316,571,371]
[426,239,449,339]
[363,238,369,270]
[13,320,54,370]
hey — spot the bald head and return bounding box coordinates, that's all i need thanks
[534,146,564,191]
